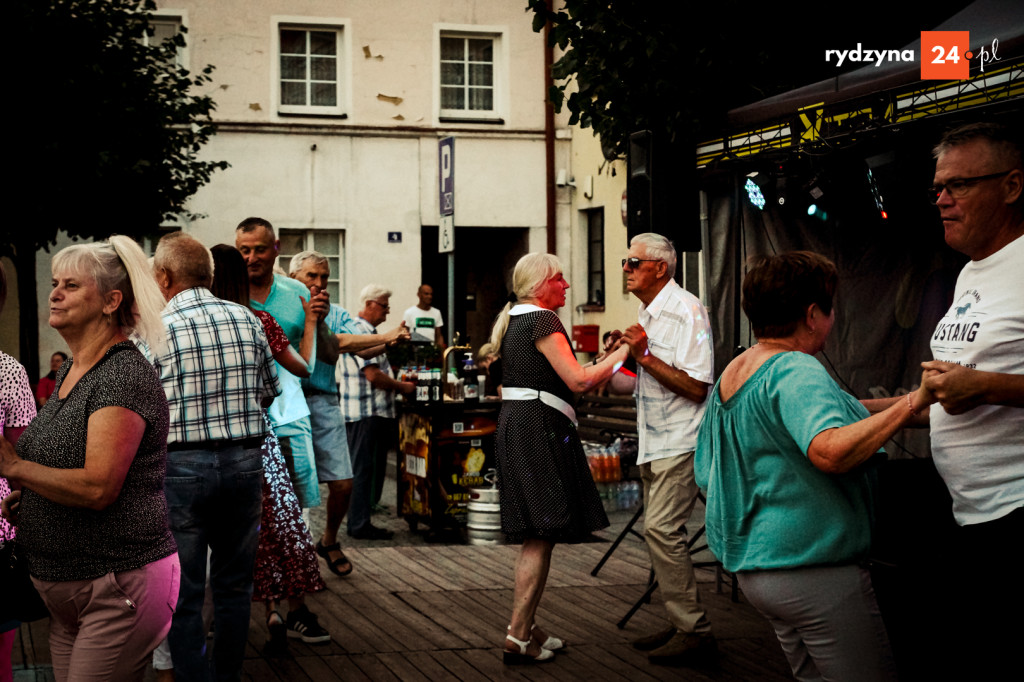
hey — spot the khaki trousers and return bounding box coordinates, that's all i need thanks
[640,452,711,634]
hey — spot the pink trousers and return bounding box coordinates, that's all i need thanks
[32,553,179,682]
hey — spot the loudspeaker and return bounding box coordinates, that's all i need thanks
[626,130,701,253]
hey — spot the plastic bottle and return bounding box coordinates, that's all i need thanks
[610,451,621,482]
[416,366,430,402]
[462,353,479,404]
[430,368,441,403]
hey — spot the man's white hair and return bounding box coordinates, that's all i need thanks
[288,250,329,275]
[630,232,677,277]
[360,283,392,306]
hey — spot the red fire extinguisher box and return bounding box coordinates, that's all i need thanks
[572,324,599,353]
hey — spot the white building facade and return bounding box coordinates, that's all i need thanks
[146,0,574,346]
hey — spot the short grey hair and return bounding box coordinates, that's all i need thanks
[630,232,677,277]
[932,122,1022,170]
[360,283,392,306]
[289,250,329,275]
[154,232,214,289]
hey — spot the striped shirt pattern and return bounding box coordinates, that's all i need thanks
[155,287,281,445]
[339,316,396,422]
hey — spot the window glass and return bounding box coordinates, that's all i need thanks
[279,28,340,113]
[440,34,495,116]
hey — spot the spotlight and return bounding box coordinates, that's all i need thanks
[867,168,887,220]
[745,178,765,211]
[807,203,829,222]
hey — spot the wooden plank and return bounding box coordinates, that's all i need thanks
[347,653,402,681]
[332,592,425,653]
[340,548,420,593]
[392,590,493,649]
[399,546,497,590]
[403,650,484,681]
[311,591,404,654]
[448,546,518,587]
[548,544,648,587]
[418,547,511,593]
[585,643,684,681]
[263,655,317,681]
[717,636,793,682]
[316,654,374,681]
[454,587,513,632]
[372,547,453,592]
[374,652,435,681]
[455,647,574,681]
[440,588,513,637]
[349,589,469,651]
[428,650,491,682]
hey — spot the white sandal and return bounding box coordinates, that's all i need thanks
[506,624,566,652]
[503,632,555,664]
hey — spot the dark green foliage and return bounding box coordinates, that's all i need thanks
[5,0,227,255]
[527,0,692,158]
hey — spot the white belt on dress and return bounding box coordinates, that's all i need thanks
[502,387,578,427]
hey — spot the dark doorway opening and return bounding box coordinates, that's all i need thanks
[420,226,529,351]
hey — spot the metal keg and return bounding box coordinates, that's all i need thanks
[466,470,505,545]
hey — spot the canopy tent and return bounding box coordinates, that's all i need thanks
[696,0,1023,461]
[692,7,1022,673]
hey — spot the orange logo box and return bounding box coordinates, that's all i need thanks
[921,31,971,80]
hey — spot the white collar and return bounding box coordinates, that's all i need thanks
[509,304,545,316]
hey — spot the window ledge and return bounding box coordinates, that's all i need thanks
[439,116,505,125]
[277,111,349,120]
[579,304,605,313]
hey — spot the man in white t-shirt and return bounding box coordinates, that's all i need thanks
[402,284,445,348]
[621,233,716,666]
[922,122,1023,678]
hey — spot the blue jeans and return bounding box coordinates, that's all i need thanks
[164,444,263,682]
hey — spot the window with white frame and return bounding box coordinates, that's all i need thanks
[278,229,345,302]
[277,23,345,116]
[139,12,187,68]
[439,30,503,121]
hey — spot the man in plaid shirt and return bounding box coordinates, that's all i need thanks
[339,284,415,539]
[152,232,280,682]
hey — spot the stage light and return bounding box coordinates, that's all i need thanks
[745,178,765,210]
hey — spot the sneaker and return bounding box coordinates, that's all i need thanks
[647,631,717,666]
[285,605,331,644]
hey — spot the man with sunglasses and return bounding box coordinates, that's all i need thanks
[922,122,1023,678]
[620,233,716,665]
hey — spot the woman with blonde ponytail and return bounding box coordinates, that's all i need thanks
[493,252,629,665]
[0,236,178,681]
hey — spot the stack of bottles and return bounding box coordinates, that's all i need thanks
[584,439,640,513]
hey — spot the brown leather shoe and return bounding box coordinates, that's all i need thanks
[647,631,717,665]
[632,626,677,651]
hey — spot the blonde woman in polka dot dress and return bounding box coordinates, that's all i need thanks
[489,253,629,665]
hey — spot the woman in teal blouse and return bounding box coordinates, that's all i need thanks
[696,252,934,681]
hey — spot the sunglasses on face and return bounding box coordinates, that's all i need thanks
[621,257,661,270]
